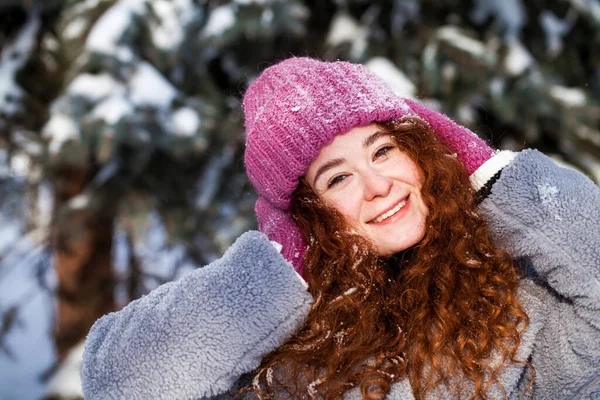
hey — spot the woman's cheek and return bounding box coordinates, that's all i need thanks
[327,195,360,222]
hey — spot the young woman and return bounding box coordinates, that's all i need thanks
[81,58,600,399]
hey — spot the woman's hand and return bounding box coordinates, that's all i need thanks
[81,231,312,400]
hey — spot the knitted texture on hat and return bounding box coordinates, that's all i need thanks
[243,57,494,275]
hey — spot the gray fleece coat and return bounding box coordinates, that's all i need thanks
[81,150,600,399]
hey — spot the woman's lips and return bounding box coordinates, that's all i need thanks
[368,195,410,224]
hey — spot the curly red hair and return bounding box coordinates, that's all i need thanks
[244,117,532,399]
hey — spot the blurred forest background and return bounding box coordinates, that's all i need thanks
[0,0,599,398]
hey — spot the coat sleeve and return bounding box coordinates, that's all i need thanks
[81,231,313,400]
[476,149,600,326]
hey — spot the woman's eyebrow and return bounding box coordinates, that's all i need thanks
[362,131,387,149]
[313,158,345,186]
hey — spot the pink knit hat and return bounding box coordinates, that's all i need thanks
[243,57,494,276]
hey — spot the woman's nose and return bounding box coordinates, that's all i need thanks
[362,170,392,201]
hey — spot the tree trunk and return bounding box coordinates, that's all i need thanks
[51,166,115,360]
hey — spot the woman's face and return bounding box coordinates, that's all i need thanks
[305,123,428,256]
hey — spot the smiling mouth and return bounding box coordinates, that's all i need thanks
[369,197,408,224]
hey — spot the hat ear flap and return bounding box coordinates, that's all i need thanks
[405,99,495,175]
[255,197,307,276]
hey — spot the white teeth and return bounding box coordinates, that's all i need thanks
[372,200,407,223]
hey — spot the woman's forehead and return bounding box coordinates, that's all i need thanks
[305,123,389,182]
[313,124,387,160]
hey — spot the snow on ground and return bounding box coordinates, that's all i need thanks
[45,341,85,399]
[0,12,40,115]
[0,196,25,259]
[0,282,54,400]
[0,181,55,400]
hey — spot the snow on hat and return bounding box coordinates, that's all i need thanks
[243,57,493,275]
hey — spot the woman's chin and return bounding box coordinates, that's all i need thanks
[368,221,425,254]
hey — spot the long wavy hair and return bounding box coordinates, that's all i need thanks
[244,117,531,399]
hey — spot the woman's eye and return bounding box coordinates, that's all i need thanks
[327,174,347,188]
[374,145,394,160]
